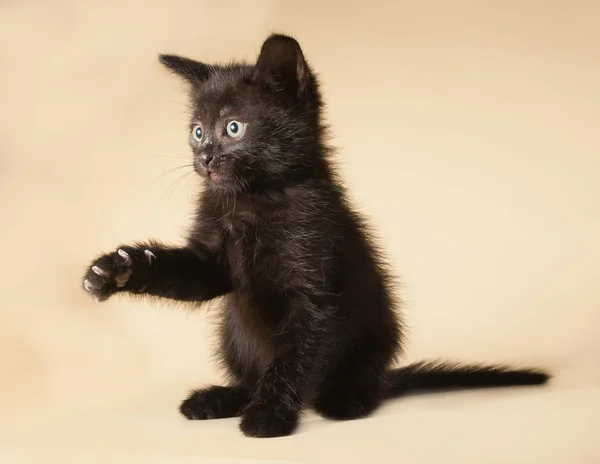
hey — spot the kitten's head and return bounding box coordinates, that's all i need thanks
[160,34,324,192]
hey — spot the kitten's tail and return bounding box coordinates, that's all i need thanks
[384,360,550,398]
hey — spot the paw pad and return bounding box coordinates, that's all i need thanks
[83,247,150,301]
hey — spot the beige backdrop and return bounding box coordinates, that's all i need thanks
[1,1,599,462]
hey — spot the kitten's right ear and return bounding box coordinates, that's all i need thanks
[159,54,212,83]
[253,34,309,100]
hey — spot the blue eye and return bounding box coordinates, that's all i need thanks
[226,120,245,138]
[192,125,203,142]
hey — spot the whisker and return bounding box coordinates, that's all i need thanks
[159,170,196,204]
[183,171,200,200]
[148,154,191,160]
[155,100,189,106]
[151,164,194,184]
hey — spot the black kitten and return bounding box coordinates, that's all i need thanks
[82,34,550,438]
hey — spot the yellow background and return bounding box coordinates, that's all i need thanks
[1,1,599,462]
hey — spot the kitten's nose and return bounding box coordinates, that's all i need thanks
[199,153,214,167]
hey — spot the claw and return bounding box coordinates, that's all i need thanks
[117,249,132,265]
[92,265,108,277]
[144,249,156,264]
[83,279,93,292]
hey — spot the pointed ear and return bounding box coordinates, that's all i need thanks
[252,34,310,99]
[159,54,212,83]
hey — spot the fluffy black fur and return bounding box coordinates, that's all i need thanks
[82,34,550,437]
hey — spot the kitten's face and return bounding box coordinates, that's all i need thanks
[160,35,319,192]
[187,67,294,191]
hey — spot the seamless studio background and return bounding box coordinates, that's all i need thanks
[0,1,599,462]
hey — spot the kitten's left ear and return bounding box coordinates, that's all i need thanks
[252,34,310,99]
[159,54,212,83]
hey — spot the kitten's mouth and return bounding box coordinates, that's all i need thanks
[207,170,221,182]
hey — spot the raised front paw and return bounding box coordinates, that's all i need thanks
[239,402,299,438]
[82,246,156,302]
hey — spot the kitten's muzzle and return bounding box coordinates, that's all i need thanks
[199,153,214,168]
[195,153,222,182]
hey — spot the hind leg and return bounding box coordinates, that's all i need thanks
[180,385,250,420]
[313,351,387,420]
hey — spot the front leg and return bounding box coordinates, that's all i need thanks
[239,294,327,438]
[82,242,231,302]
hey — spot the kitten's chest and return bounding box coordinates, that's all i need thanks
[224,215,283,286]
[212,192,320,291]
